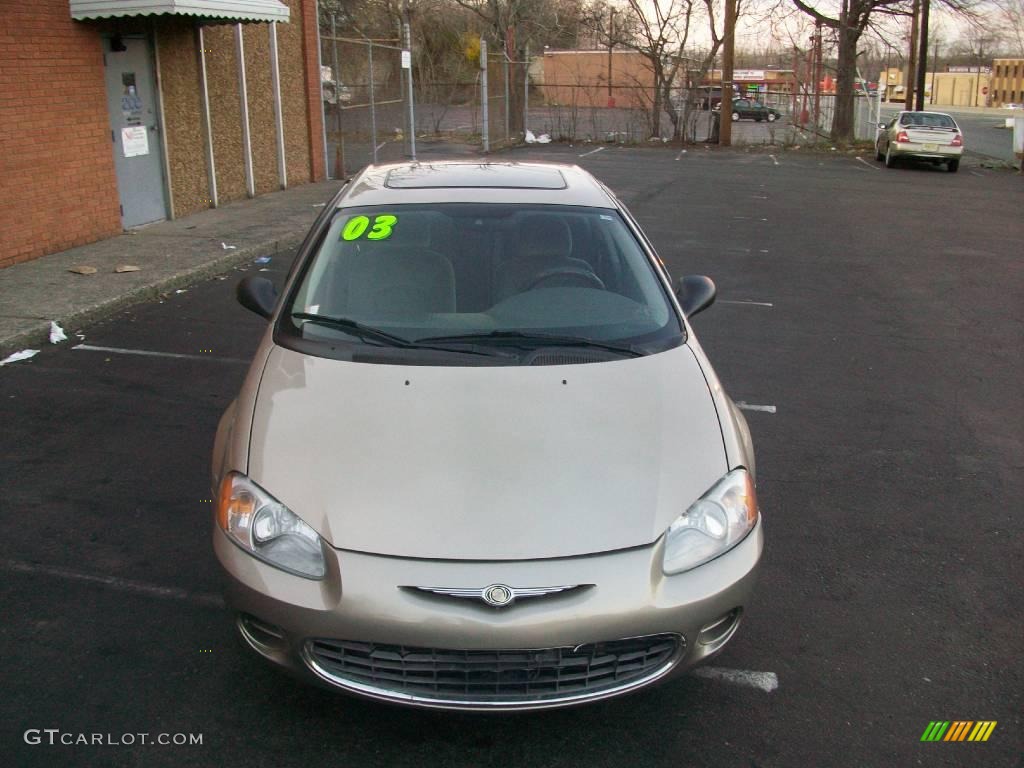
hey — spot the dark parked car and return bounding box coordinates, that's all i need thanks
[715,98,782,122]
[694,85,739,110]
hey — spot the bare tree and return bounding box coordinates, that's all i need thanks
[791,0,977,144]
[989,0,1024,55]
[586,0,698,138]
[451,0,596,131]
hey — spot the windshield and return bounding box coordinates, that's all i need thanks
[282,204,680,363]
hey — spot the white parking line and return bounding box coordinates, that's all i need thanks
[1,558,224,609]
[578,146,605,158]
[735,402,777,413]
[73,344,248,364]
[855,157,880,171]
[719,299,774,307]
[692,666,779,693]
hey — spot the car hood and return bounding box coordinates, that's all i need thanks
[247,344,727,560]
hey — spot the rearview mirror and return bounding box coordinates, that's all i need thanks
[675,275,716,318]
[237,276,278,319]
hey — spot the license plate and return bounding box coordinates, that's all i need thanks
[923,143,939,151]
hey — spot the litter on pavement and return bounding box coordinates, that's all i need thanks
[0,349,40,366]
[524,130,551,144]
[221,242,238,250]
[49,322,67,344]
[115,265,141,273]
[254,256,271,265]
[68,266,97,275]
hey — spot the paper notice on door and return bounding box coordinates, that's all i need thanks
[122,126,149,157]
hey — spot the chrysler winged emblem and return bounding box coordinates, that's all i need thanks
[403,583,588,608]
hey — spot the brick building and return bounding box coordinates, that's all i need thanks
[0,0,326,269]
[536,50,655,110]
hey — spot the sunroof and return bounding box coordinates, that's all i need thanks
[385,164,567,190]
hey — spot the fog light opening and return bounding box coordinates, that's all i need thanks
[698,608,742,648]
[238,613,286,653]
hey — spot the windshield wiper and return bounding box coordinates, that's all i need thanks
[291,313,512,358]
[415,330,644,357]
[292,313,418,347]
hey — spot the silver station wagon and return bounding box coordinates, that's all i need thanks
[212,161,764,711]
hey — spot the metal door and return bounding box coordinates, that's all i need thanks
[103,36,167,228]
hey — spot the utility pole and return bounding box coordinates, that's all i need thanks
[930,38,939,107]
[607,8,616,107]
[330,13,343,178]
[480,38,489,153]
[904,0,919,110]
[915,0,930,111]
[719,0,736,146]
[402,0,416,159]
[974,37,987,107]
[813,21,822,131]
[523,43,530,135]
[792,47,800,117]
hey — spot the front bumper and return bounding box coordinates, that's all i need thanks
[214,520,763,710]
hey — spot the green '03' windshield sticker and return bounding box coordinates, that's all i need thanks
[341,214,398,241]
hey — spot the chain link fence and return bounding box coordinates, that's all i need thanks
[320,20,528,176]
[319,21,885,173]
[320,30,410,178]
[523,84,674,143]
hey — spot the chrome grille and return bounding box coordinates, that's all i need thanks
[305,634,681,705]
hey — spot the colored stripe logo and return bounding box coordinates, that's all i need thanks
[921,721,997,742]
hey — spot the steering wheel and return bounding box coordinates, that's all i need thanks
[524,266,606,292]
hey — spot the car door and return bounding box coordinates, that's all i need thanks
[733,99,750,118]
[883,116,897,151]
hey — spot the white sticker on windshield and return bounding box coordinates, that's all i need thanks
[600,214,614,221]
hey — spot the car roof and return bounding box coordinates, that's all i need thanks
[338,161,617,209]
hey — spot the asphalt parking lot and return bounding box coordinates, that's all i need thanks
[1,145,1021,767]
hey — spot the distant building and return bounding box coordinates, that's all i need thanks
[929,72,991,107]
[990,59,1024,106]
[882,66,991,107]
[703,69,797,97]
[536,50,654,110]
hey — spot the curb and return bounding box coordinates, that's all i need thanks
[0,234,304,358]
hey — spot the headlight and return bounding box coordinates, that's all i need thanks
[663,468,758,574]
[217,473,326,579]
